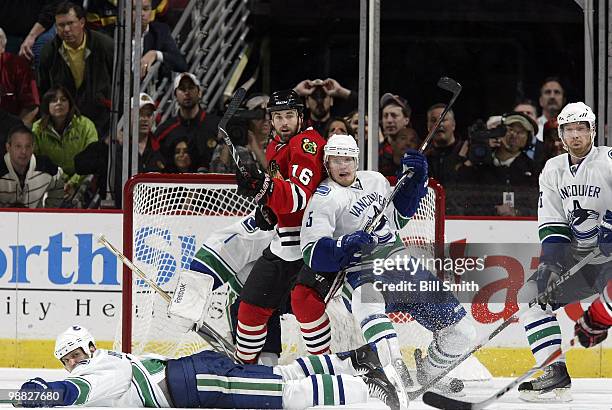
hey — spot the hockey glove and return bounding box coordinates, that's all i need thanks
[393,150,428,218]
[535,262,564,308]
[255,205,277,231]
[19,378,74,407]
[236,166,273,205]
[598,210,612,257]
[575,308,610,348]
[336,230,378,267]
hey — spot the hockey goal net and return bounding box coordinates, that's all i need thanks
[118,173,489,379]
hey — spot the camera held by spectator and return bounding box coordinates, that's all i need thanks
[466,119,506,166]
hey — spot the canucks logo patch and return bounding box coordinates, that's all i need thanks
[302,138,318,155]
[608,149,612,159]
[315,185,331,196]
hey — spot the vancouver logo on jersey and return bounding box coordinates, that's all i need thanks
[567,200,599,240]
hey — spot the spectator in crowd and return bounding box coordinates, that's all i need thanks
[379,127,419,178]
[539,117,565,167]
[513,98,538,122]
[294,78,355,135]
[208,93,266,173]
[423,103,463,186]
[455,112,539,216]
[380,93,412,143]
[153,72,220,171]
[0,28,40,126]
[243,93,270,169]
[323,116,350,139]
[535,77,565,145]
[32,84,98,180]
[345,110,369,143]
[87,0,169,37]
[18,2,59,68]
[0,124,64,208]
[74,92,165,208]
[139,0,187,79]
[165,136,198,173]
[38,1,114,137]
[0,1,49,54]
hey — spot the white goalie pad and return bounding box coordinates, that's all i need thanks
[168,269,215,327]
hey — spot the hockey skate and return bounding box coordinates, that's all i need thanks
[338,343,382,375]
[518,361,572,402]
[361,368,401,410]
[413,348,464,395]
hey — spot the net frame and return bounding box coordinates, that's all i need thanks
[121,173,445,356]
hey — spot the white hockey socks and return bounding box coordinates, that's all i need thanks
[420,317,476,378]
[351,284,401,367]
[274,354,355,381]
[282,375,368,410]
[520,303,564,366]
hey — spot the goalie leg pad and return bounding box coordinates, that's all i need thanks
[282,375,368,409]
[168,269,215,326]
[291,284,331,355]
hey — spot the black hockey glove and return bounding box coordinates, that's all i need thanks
[535,262,564,308]
[255,205,277,231]
[236,167,273,205]
[575,308,610,348]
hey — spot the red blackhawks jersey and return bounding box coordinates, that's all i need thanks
[265,128,326,261]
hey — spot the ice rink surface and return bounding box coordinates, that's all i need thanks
[1,368,610,409]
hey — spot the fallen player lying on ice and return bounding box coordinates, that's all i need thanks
[16,325,402,409]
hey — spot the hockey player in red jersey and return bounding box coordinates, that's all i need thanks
[234,89,328,363]
[575,278,612,348]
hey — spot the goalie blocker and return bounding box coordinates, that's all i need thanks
[168,269,215,331]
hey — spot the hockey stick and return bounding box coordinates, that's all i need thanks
[422,339,576,409]
[217,87,248,177]
[98,235,236,358]
[406,248,600,400]
[323,77,462,304]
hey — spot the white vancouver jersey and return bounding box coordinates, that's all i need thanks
[538,146,612,264]
[63,349,171,407]
[192,213,275,293]
[300,171,408,268]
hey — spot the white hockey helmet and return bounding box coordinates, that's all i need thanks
[557,102,596,153]
[324,134,359,168]
[54,325,95,361]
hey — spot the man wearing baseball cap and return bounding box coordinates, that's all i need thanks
[153,72,220,171]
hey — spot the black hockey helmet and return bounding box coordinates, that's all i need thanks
[267,90,304,114]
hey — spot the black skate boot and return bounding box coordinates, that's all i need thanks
[337,343,382,375]
[361,368,401,410]
[414,348,464,395]
[518,361,572,402]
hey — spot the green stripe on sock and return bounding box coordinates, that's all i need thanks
[308,355,325,374]
[321,375,335,406]
[527,325,562,345]
[363,321,395,342]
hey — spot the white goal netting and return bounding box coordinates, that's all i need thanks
[117,173,489,379]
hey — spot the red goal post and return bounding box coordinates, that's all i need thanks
[120,173,446,360]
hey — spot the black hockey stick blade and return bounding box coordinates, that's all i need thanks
[422,339,574,410]
[218,87,247,131]
[437,76,462,95]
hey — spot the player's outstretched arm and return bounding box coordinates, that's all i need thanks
[392,149,428,218]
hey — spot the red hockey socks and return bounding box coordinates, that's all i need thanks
[291,284,331,355]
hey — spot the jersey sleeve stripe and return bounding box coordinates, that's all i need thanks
[290,183,307,213]
[303,242,315,267]
[65,377,91,405]
[539,225,571,242]
[131,363,161,407]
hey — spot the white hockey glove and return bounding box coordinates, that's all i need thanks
[167,269,215,333]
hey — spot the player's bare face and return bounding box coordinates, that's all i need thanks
[328,156,357,187]
[271,110,300,141]
[562,121,592,157]
[61,347,89,372]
